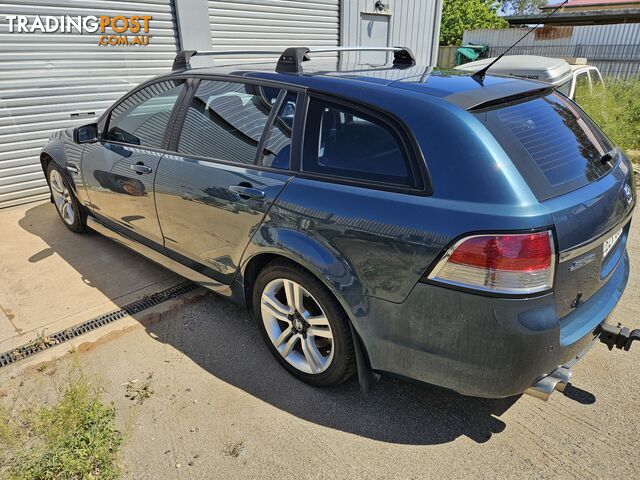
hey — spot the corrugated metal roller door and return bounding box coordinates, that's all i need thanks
[0,0,178,208]
[208,0,339,63]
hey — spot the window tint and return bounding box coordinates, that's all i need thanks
[258,92,297,170]
[177,80,281,164]
[302,99,411,186]
[477,93,612,200]
[106,80,184,148]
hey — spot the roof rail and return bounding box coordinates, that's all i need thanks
[172,46,416,73]
[275,46,416,73]
[172,49,284,71]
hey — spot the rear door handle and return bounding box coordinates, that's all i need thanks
[229,185,265,200]
[130,163,152,175]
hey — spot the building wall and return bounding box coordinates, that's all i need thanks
[208,0,340,64]
[340,0,442,66]
[0,0,179,208]
[463,24,640,47]
[463,24,640,79]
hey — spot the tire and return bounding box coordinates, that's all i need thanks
[252,260,356,387]
[47,162,86,233]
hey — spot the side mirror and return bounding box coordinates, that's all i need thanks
[73,123,99,144]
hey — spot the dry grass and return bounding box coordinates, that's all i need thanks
[0,363,123,479]
[578,79,640,164]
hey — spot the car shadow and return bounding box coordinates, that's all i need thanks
[17,202,177,303]
[141,291,519,446]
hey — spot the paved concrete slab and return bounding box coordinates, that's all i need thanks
[0,201,181,352]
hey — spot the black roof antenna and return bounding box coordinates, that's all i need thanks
[472,0,570,81]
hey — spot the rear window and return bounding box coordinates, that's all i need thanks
[476,93,613,200]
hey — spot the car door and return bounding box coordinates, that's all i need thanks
[154,78,299,284]
[81,79,186,246]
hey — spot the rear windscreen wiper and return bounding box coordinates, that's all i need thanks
[600,148,617,165]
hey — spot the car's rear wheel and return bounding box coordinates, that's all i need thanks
[47,163,85,233]
[253,260,356,387]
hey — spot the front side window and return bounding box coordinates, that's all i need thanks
[302,98,412,187]
[176,80,281,164]
[106,80,185,148]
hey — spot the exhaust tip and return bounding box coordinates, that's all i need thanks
[525,366,573,401]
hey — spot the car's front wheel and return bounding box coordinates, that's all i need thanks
[47,163,85,233]
[253,260,356,387]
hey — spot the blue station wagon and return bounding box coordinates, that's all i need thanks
[41,47,638,400]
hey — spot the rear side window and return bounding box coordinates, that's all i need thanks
[302,98,413,187]
[476,93,613,200]
[176,80,281,164]
[258,91,297,170]
[106,80,185,148]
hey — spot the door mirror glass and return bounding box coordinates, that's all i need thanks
[74,123,99,144]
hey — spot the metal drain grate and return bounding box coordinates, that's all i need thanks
[0,281,198,368]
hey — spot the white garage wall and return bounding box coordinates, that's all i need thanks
[0,0,178,208]
[208,0,339,63]
[341,0,442,67]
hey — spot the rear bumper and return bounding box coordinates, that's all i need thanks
[353,250,629,398]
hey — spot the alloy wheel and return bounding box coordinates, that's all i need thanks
[49,169,75,226]
[260,278,334,374]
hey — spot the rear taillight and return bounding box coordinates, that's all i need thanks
[426,231,555,294]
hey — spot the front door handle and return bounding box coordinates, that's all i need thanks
[229,185,265,200]
[130,163,152,175]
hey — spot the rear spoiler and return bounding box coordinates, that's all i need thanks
[444,79,554,111]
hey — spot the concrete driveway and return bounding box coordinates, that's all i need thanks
[0,201,185,355]
[1,205,639,479]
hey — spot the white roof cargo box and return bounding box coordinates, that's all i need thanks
[454,55,573,87]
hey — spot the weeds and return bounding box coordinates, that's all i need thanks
[0,365,123,480]
[124,372,154,405]
[9,331,58,362]
[223,439,245,458]
[578,79,640,163]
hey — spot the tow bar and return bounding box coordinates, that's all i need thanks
[526,323,639,401]
[597,323,640,351]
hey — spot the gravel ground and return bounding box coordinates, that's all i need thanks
[2,229,640,479]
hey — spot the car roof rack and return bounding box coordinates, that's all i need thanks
[275,46,416,73]
[172,50,284,71]
[171,46,416,73]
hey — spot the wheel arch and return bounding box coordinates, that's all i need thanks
[241,249,362,316]
[40,142,81,197]
[238,229,367,321]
